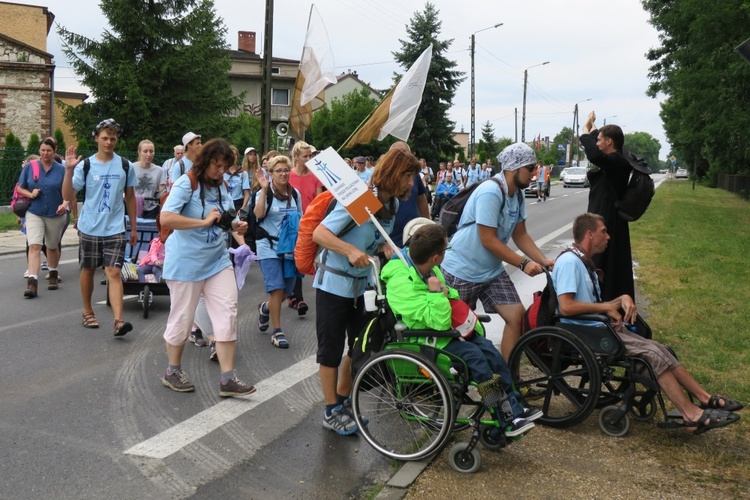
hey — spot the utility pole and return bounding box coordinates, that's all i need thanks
[521,61,549,143]
[260,0,274,155]
[514,107,517,143]
[470,23,502,159]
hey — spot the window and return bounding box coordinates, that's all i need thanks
[271,67,280,75]
[272,88,290,106]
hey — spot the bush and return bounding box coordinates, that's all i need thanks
[26,133,41,157]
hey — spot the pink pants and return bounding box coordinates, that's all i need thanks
[164,267,238,346]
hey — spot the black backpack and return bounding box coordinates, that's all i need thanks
[350,310,395,387]
[439,177,518,237]
[617,148,654,222]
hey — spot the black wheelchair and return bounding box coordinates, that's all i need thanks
[509,305,689,436]
[349,259,520,473]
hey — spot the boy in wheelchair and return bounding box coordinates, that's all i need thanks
[553,212,742,434]
[381,218,542,437]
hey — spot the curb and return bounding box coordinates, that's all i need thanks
[0,241,79,257]
[375,458,434,499]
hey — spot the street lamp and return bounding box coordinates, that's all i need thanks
[470,22,503,159]
[521,61,549,143]
[570,98,592,166]
[603,115,618,125]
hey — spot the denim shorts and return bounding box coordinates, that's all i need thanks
[259,257,295,294]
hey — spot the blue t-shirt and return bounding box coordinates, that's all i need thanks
[161,175,235,282]
[391,174,426,247]
[356,169,372,183]
[552,251,603,327]
[313,200,397,298]
[224,170,250,201]
[465,166,481,187]
[19,160,65,218]
[441,173,526,282]
[72,153,137,236]
[256,187,302,260]
[168,157,193,186]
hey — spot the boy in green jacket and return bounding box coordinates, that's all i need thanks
[381,219,541,437]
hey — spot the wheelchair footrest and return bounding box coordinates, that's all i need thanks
[657,420,684,429]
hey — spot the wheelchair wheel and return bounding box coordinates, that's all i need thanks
[351,349,455,461]
[478,425,507,451]
[599,405,631,437]
[448,442,482,473]
[509,327,601,428]
[629,390,657,421]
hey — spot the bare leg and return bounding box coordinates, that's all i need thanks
[80,268,96,313]
[493,303,525,361]
[166,342,186,366]
[267,289,286,330]
[104,266,124,321]
[672,365,711,406]
[28,244,42,277]
[337,356,353,398]
[657,369,704,423]
[46,246,61,269]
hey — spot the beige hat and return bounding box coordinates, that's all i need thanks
[182,132,201,148]
[402,217,435,247]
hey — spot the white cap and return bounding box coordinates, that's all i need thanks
[402,217,435,247]
[244,147,256,155]
[182,132,201,148]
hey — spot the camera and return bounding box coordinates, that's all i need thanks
[215,208,237,232]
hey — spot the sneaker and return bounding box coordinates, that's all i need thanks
[23,269,29,279]
[519,407,544,422]
[189,328,207,347]
[41,261,49,271]
[342,397,368,425]
[323,405,359,436]
[209,341,218,362]
[504,418,535,437]
[219,375,257,397]
[162,369,195,392]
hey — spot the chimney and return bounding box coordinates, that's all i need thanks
[238,31,256,53]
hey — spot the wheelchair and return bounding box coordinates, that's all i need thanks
[349,259,517,473]
[509,309,689,437]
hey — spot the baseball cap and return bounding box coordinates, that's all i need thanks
[244,146,256,155]
[450,299,478,339]
[354,156,366,163]
[182,132,201,148]
[402,217,434,247]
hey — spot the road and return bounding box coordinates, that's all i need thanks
[0,181,606,498]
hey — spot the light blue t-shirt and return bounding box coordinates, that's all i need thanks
[465,166,481,187]
[256,187,302,260]
[168,157,193,186]
[441,173,526,282]
[356,169,372,183]
[72,153,137,236]
[313,200,397,298]
[224,170,250,201]
[552,251,603,327]
[162,175,235,282]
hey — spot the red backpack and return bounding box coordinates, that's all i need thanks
[11,160,41,217]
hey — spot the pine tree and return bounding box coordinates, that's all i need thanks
[26,134,41,158]
[477,120,499,162]
[53,128,66,153]
[57,0,242,150]
[392,2,465,166]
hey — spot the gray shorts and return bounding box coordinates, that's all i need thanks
[619,330,680,377]
[78,231,127,269]
[441,268,521,311]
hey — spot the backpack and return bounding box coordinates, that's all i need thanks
[294,191,357,276]
[81,156,130,202]
[617,149,654,222]
[11,160,41,217]
[439,177,517,237]
[350,310,395,387]
[155,171,229,242]
[522,270,558,333]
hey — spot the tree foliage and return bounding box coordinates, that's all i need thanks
[26,134,41,157]
[53,128,66,153]
[57,0,242,150]
[392,2,465,166]
[475,120,500,163]
[625,131,662,170]
[309,88,393,158]
[643,0,750,184]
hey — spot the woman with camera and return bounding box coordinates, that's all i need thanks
[254,155,302,349]
[159,138,255,397]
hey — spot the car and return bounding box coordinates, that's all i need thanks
[562,167,590,188]
[524,174,551,198]
[659,169,668,174]
[675,168,688,179]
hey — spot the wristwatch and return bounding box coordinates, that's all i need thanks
[519,258,529,272]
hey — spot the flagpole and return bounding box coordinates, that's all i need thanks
[338,86,396,153]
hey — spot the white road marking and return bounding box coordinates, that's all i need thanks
[59,258,78,265]
[123,355,320,459]
[96,295,137,305]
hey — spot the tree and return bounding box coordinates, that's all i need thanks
[624,131,661,170]
[475,120,499,163]
[227,113,261,152]
[392,2,465,166]
[643,0,750,184]
[309,88,392,158]
[53,128,66,153]
[26,134,41,157]
[57,0,242,151]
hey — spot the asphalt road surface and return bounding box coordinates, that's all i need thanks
[0,182,604,498]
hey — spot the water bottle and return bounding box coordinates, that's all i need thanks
[364,289,377,312]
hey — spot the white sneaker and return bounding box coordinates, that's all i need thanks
[23,269,29,279]
[41,261,49,271]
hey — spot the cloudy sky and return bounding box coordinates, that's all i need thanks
[44,0,668,157]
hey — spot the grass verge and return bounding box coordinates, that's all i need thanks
[0,212,21,232]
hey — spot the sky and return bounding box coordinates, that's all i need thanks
[42,0,669,157]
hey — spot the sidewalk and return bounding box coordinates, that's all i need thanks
[0,226,79,256]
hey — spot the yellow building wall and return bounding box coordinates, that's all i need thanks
[53,96,82,147]
[0,3,50,52]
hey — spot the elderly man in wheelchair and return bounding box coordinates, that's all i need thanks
[542,212,742,435]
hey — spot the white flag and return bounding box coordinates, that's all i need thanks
[299,5,336,106]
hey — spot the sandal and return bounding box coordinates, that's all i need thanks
[700,394,744,412]
[288,296,309,316]
[82,312,100,329]
[258,302,270,332]
[114,319,133,337]
[271,332,289,349]
[684,408,740,435]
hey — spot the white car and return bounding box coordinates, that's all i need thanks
[563,167,590,188]
[675,168,688,179]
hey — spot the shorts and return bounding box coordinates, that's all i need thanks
[537,181,547,189]
[25,212,67,248]
[619,330,680,378]
[315,289,367,367]
[78,231,127,269]
[442,268,520,311]
[259,258,296,295]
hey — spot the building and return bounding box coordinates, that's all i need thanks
[325,70,381,108]
[53,90,87,147]
[0,0,56,146]
[453,130,469,160]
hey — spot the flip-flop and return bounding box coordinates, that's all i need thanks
[700,395,744,412]
[258,302,270,332]
[271,332,289,349]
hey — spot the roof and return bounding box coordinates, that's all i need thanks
[228,49,299,65]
